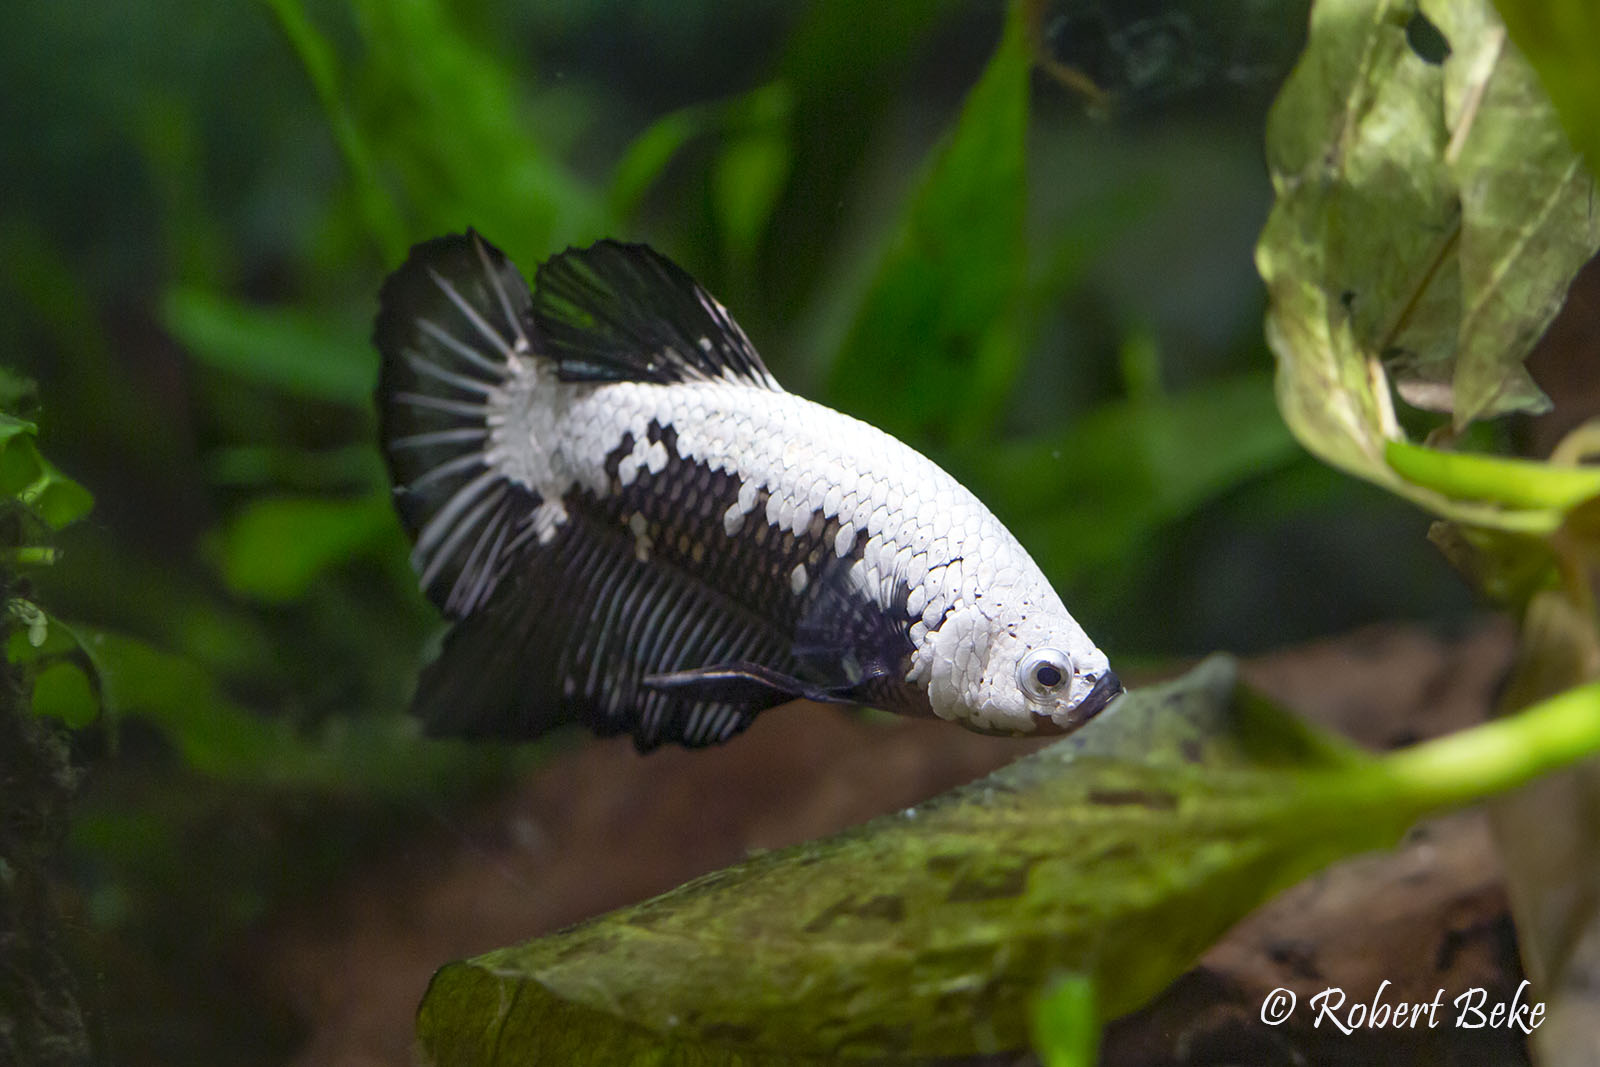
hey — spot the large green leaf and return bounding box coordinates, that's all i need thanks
[417,657,1600,1065]
[0,413,93,530]
[211,492,397,603]
[1425,0,1598,427]
[416,660,1399,1063]
[824,2,1031,447]
[965,373,1299,581]
[1257,0,1600,522]
[269,0,606,262]
[162,287,376,406]
[754,0,966,319]
[1493,0,1600,180]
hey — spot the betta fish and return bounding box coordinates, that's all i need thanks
[374,232,1121,751]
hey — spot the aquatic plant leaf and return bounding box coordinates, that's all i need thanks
[417,659,1417,1063]
[264,0,407,261]
[29,660,98,729]
[24,459,93,531]
[0,415,44,497]
[417,663,1600,1064]
[1493,0,1600,180]
[755,0,967,318]
[61,623,499,796]
[1257,0,1600,515]
[270,0,606,259]
[967,373,1298,579]
[712,85,793,269]
[0,414,93,530]
[826,1,1030,446]
[162,288,375,406]
[347,0,605,255]
[608,106,714,224]
[1425,0,1600,428]
[607,82,793,270]
[212,493,398,602]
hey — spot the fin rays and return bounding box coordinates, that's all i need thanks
[416,317,507,377]
[392,391,488,419]
[416,480,502,590]
[426,266,515,360]
[401,348,496,397]
[389,427,488,451]
[474,236,531,353]
[376,231,539,618]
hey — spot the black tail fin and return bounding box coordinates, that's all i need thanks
[374,230,538,618]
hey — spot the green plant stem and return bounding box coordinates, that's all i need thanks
[1379,678,1600,811]
[1031,974,1099,1067]
[1385,439,1600,511]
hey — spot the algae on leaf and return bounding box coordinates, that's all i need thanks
[416,658,1600,1065]
[1257,0,1600,503]
[418,660,1416,1065]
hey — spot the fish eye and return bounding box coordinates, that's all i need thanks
[1018,647,1074,703]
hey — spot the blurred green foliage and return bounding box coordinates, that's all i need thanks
[0,384,94,1066]
[0,0,1503,1061]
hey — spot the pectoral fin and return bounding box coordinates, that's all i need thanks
[641,662,855,707]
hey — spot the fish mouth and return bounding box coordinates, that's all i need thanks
[1062,670,1124,731]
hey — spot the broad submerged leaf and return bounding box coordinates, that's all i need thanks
[1258,0,1600,504]
[213,493,398,602]
[826,0,1030,447]
[1493,0,1600,181]
[0,413,93,529]
[1428,0,1599,426]
[162,288,377,406]
[417,659,1423,1065]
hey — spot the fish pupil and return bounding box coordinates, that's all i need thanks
[1034,663,1062,688]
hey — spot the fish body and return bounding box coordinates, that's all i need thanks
[375,232,1120,750]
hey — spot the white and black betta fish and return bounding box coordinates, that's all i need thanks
[374,231,1122,751]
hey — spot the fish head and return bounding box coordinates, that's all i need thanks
[925,590,1121,736]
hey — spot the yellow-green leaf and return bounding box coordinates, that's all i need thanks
[1257,0,1600,524]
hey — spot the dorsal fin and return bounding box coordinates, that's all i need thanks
[532,240,782,390]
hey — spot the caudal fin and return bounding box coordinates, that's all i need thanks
[373,230,538,618]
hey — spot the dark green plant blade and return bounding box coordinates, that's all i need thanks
[966,372,1298,581]
[825,0,1030,447]
[55,622,497,797]
[162,287,375,406]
